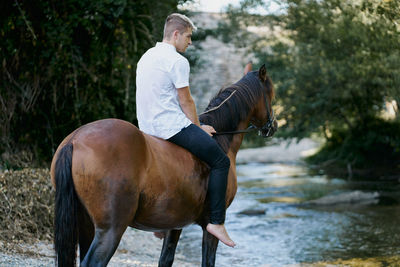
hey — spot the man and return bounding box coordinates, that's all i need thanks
[135,13,235,248]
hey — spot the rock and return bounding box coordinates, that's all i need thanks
[236,138,320,164]
[238,209,266,216]
[306,191,380,206]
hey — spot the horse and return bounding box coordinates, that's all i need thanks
[50,63,277,267]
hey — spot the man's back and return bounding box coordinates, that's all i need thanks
[136,42,191,139]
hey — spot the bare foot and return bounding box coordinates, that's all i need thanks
[206,223,236,247]
[153,232,165,239]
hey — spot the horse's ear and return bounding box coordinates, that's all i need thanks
[244,62,252,75]
[259,64,267,82]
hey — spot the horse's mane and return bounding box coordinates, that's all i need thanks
[199,70,274,152]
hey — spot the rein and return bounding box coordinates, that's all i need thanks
[213,109,275,136]
[200,90,257,135]
[199,91,237,115]
[213,125,257,135]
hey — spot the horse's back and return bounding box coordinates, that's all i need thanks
[51,119,144,184]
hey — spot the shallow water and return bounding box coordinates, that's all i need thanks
[176,163,400,266]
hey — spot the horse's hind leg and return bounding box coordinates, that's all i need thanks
[80,224,127,267]
[158,229,182,267]
[79,196,136,267]
[201,227,219,267]
[79,180,138,266]
[78,203,94,262]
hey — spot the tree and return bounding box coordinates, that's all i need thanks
[218,0,400,177]
[0,0,188,166]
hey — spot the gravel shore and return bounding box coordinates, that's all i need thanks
[0,229,192,267]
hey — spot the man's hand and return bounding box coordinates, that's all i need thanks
[201,125,216,136]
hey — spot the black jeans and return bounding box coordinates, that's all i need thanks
[167,124,230,224]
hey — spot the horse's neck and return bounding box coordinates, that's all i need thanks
[224,119,250,206]
[227,120,250,158]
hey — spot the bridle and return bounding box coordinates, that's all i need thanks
[214,106,275,137]
[200,86,275,137]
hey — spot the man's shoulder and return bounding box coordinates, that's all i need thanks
[174,53,189,64]
[156,47,188,68]
[172,54,189,70]
[138,44,189,72]
[157,46,188,64]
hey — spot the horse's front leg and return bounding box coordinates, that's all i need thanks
[158,229,182,267]
[201,227,219,267]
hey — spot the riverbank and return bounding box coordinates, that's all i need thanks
[237,138,320,165]
[0,230,191,267]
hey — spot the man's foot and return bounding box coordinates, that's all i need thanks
[206,223,236,247]
[153,232,165,239]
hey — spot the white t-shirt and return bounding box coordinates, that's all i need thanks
[136,42,192,139]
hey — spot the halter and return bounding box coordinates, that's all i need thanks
[200,87,275,137]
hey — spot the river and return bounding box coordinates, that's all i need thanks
[173,162,400,266]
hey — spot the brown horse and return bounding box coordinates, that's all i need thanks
[51,64,277,267]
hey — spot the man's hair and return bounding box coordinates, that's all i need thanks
[163,13,197,40]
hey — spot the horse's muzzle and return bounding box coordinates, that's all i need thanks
[259,119,278,138]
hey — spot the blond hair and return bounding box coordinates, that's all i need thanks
[163,13,197,40]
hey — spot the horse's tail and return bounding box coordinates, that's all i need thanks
[54,142,78,267]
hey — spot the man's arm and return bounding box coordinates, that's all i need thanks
[177,86,200,125]
[177,86,216,136]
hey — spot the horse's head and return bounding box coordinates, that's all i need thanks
[244,63,278,137]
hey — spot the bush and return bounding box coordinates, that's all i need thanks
[1,0,184,166]
[307,119,400,179]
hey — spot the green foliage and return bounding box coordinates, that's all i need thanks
[307,119,400,178]
[0,0,187,166]
[218,0,400,176]
[273,0,400,138]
